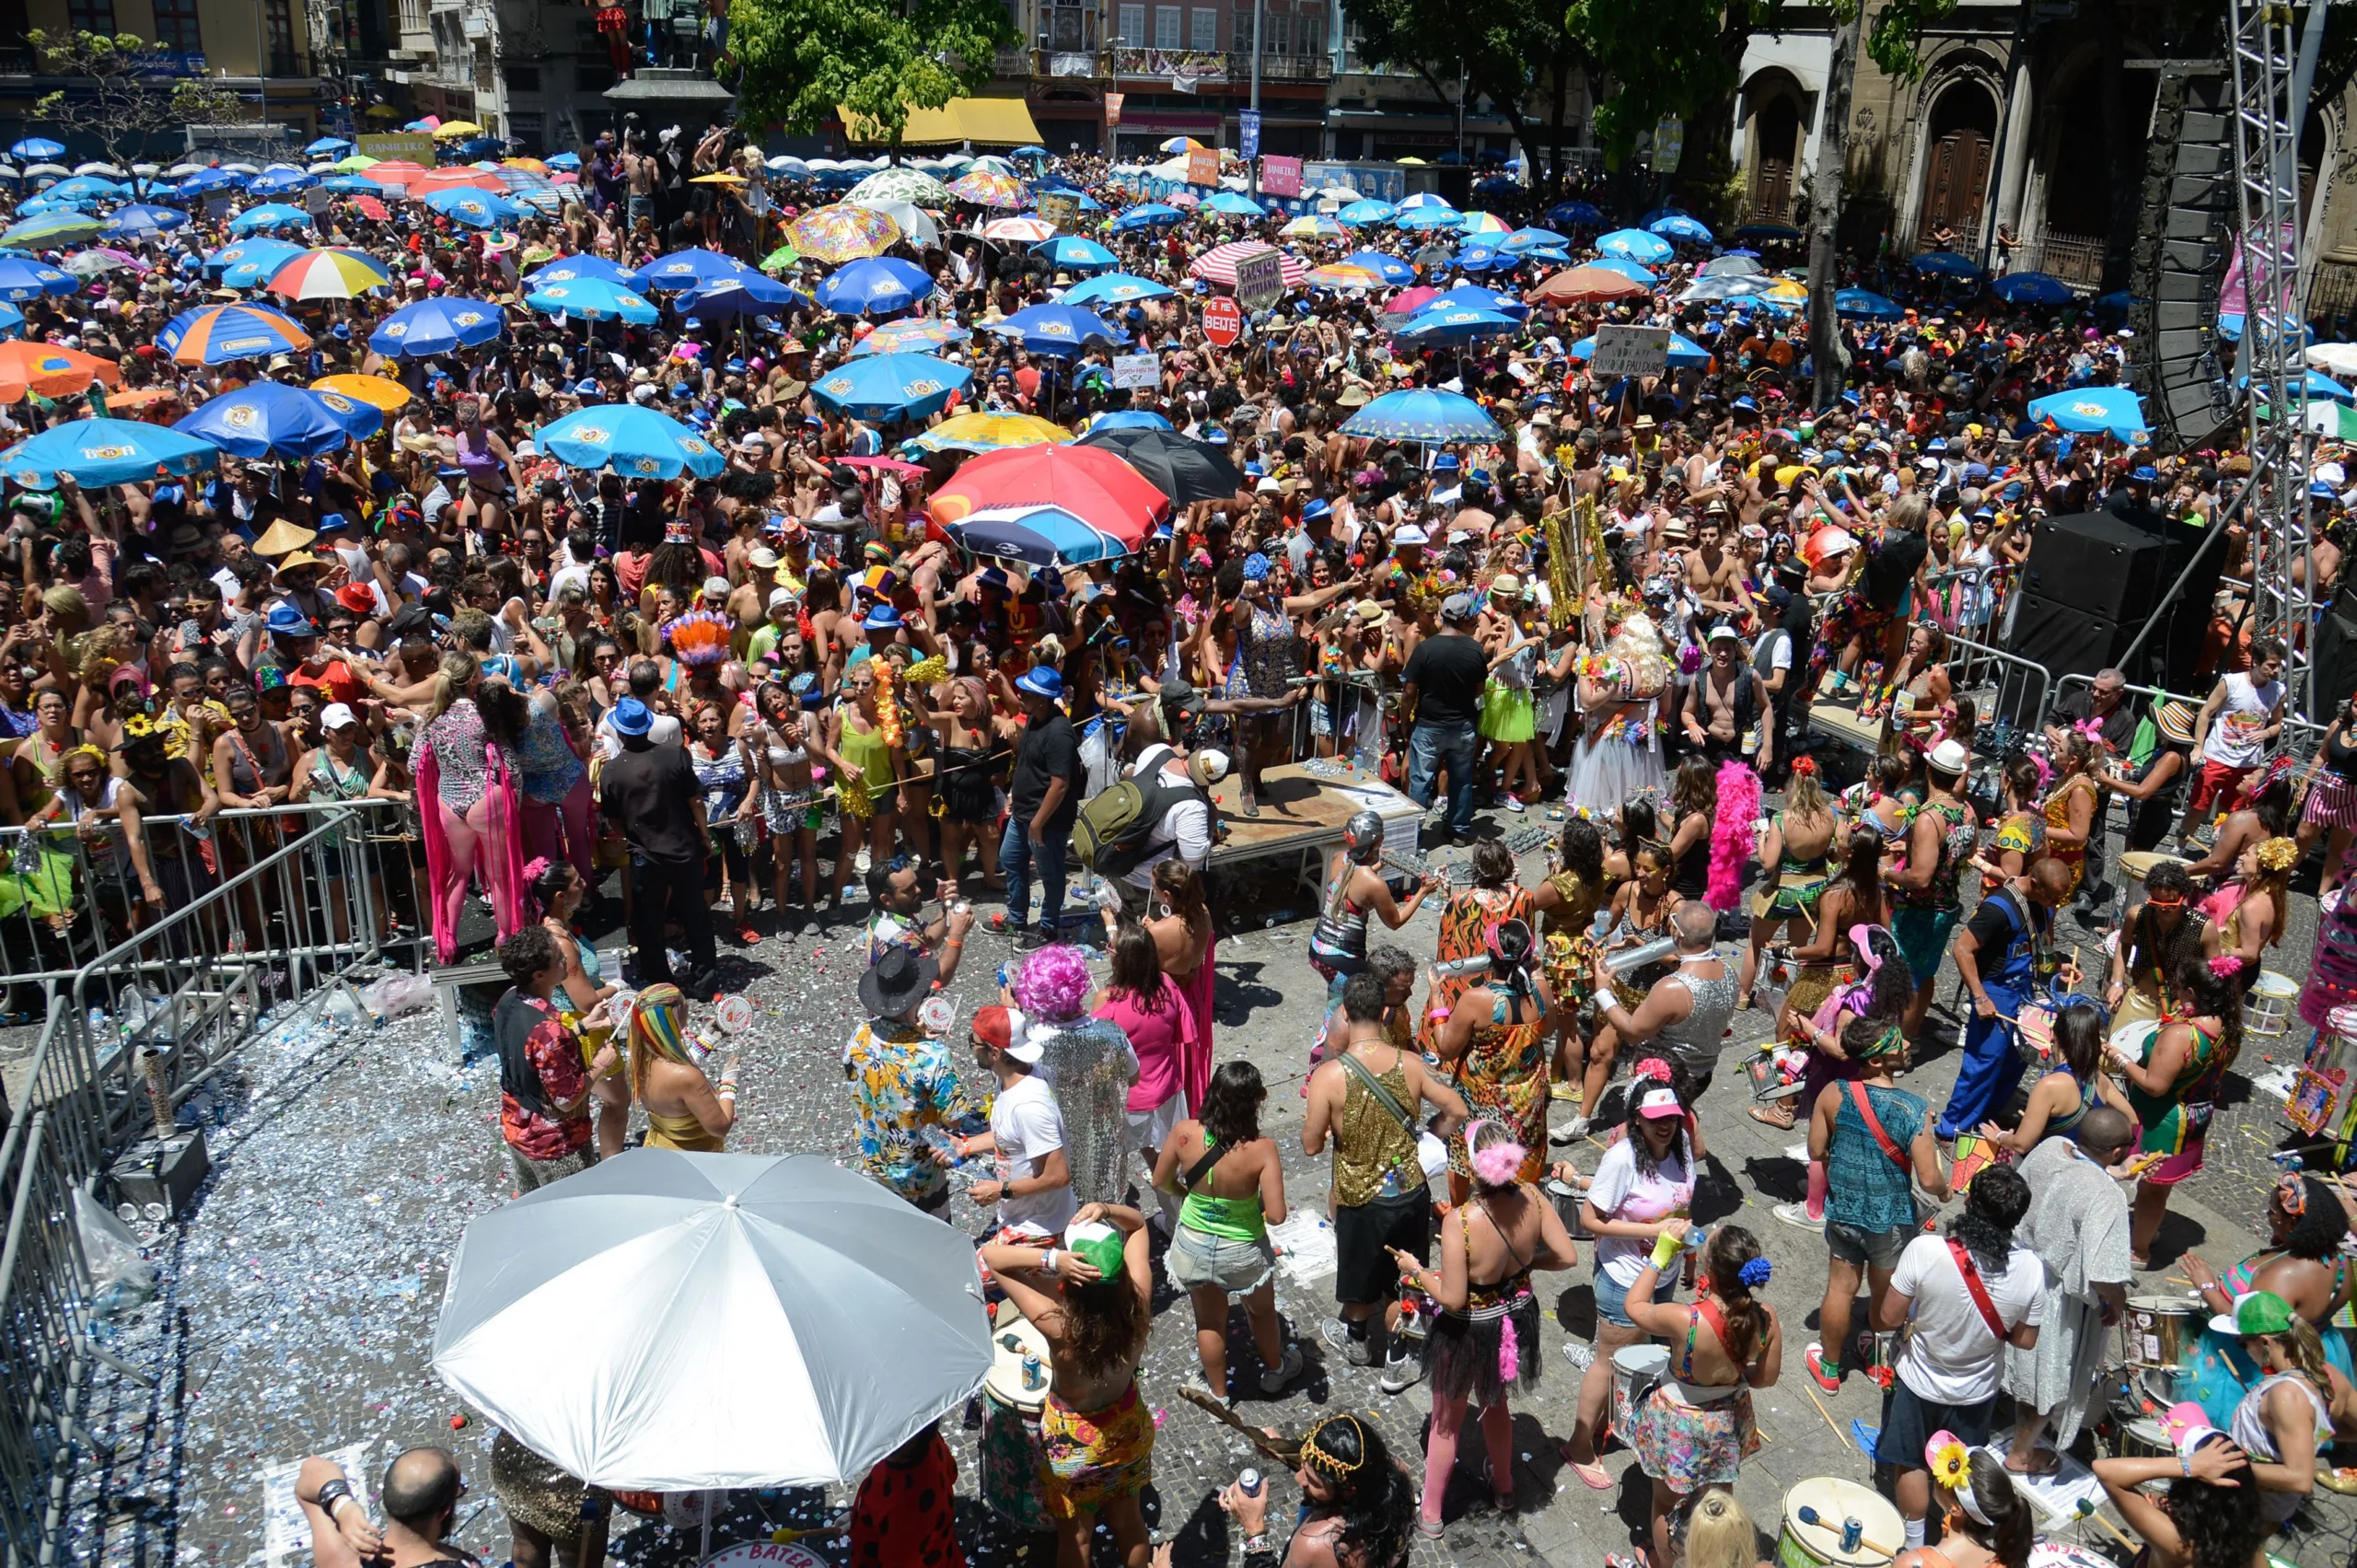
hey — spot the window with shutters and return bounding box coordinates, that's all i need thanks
[1117,2,1143,41]
[151,0,202,55]
[1154,6,1179,48]
[1190,6,1215,49]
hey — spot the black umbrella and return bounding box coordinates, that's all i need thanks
[1073,426,1244,506]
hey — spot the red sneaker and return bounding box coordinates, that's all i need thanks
[1805,1342,1842,1393]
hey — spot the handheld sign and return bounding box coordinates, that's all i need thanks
[1202,295,1242,345]
[1591,324,1671,377]
[1233,250,1286,313]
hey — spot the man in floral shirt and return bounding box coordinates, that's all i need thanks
[842,944,972,1214]
[494,924,617,1193]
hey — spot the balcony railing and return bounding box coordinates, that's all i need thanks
[1103,45,1329,81]
[2018,230,2106,288]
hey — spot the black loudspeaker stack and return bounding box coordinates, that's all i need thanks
[2002,510,2222,698]
[2127,67,2235,452]
[2316,579,2357,711]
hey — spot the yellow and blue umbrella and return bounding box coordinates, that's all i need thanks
[1339,389,1502,443]
[172,381,380,458]
[810,352,972,422]
[911,411,1066,455]
[1283,215,1347,240]
[0,212,99,247]
[310,373,412,411]
[849,318,969,356]
[525,278,657,323]
[228,203,315,236]
[539,404,725,479]
[212,239,310,291]
[1,416,216,489]
[1061,272,1172,306]
[266,247,393,300]
[370,297,505,357]
[159,302,313,366]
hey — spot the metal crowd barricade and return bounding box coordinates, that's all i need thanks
[2047,670,2330,769]
[1940,627,2051,757]
[0,797,417,1566]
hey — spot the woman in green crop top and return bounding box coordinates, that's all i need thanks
[1154,1061,1303,1404]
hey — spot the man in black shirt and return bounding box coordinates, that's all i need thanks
[1400,593,1489,842]
[1002,665,1084,950]
[598,697,718,995]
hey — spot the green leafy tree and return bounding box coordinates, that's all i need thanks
[1340,0,1592,200]
[27,32,250,188]
[727,0,1018,156]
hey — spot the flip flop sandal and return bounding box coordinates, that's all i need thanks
[1747,1102,1796,1129]
[1564,1455,1615,1491]
[1416,1517,1446,1539]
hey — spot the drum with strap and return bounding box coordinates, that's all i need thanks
[1776,1476,1901,1568]
[979,1301,1054,1531]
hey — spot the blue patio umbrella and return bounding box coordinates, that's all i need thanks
[370,297,507,357]
[219,240,315,290]
[0,303,25,339]
[45,175,124,201]
[249,168,318,197]
[1202,191,1263,216]
[1472,176,1520,197]
[947,504,1131,569]
[808,352,972,422]
[173,381,380,458]
[675,274,811,321]
[1430,283,1529,319]
[2096,290,2136,319]
[228,203,313,235]
[423,188,524,228]
[1912,250,1982,279]
[306,136,354,156]
[1596,227,1673,263]
[0,213,98,247]
[1647,213,1713,245]
[1062,272,1174,306]
[815,256,934,315]
[1013,145,1051,159]
[1109,203,1182,233]
[2236,368,2357,404]
[1588,257,1659,286]
[103,203,189,239]
[1833,288,1903,320]
[13,194,93,216]
[537,404,726,479]
[640,248,756,290]
[452,138,505,161]
[1547,201,1603,226]
[0,257,76,300]
[525,278,657,324]
[1036,235,1117,273]
[322,176,377,194]
[1,416,216,489]
[7,138,62,161]
[2028,387,2150,442]
[1339,388,1502,443]
[157,302,311,364]
[203,238,306,278]
[526,254,649,293]
[1451,248,1504,274]
[178,168,246,196]
[986,303,1122,354]
[546,152,581,171]
[1396,305,1520,342]
[1395,206,1463,232]
[1090,410,1173,432]
[1342,250,1413,285]
[1501,226,1567,254]
[1990,271,2076,306]
[1336,200,1398,227]
[1570,331,1713,368]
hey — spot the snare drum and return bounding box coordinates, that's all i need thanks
[2119,1416,2175,1460]
[1610,1344,1670,1439]
[2013,1002,2056,1064]
[1777,1476,1901,1568]
[2248,970,2297,1037]
[979,1307,1053,1531]
[2107,1017,2162,1075]
[2122,1295,2202,1371]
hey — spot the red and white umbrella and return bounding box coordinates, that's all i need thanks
[982,215,1056,244]
[1188,241,1306,288]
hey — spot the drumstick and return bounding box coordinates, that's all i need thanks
[2087,1511,2140,1552]
[1800,1381,1849,1446]
[1175,1383,1304,1463]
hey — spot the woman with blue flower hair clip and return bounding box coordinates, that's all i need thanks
[1613,1220,1782,1568]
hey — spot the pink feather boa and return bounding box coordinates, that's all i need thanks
[1706,760,1763,913]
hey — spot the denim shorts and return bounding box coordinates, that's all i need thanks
[1167,1225,1276,1295]
[1825,1218,1911,1272]
[1594,1265,1666,1328]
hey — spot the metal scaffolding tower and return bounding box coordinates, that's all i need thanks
[2229,0,2321,714]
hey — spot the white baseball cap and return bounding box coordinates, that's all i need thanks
[319,702,359,731]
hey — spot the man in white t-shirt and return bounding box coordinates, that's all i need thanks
[958,1004,1075,1240]
[2183,636,2288,836]
[1870,1165,2043,1551]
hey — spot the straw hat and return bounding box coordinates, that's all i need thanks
[251,519,317,558]
[273,551,331,577]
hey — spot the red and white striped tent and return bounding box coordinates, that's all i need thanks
[1187,241,1307,288]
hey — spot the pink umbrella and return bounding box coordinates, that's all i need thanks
[1384,285,1439,315]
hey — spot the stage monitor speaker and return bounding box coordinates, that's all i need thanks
[2014,510,2168,622]
[2316,578,2357,710]
[2005,510,2220,694]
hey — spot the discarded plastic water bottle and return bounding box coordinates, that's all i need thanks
[325,987,364,1028]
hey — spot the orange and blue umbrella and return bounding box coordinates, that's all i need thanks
[159,302,313,365]
[1306,261,1387,291]
[2,416,214,487]
[172,382,380,458]
[539,404,726,479]
[912,411,1067,454]
[370,297,505,357]
[810,352,971,422]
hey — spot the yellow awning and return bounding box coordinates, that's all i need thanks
[841,97,1042,147]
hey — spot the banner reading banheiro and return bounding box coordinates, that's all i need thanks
[359,133,434,164]
[1260,156,1302,199]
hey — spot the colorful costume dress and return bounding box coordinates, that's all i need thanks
[1538,868,1604,1015]
[1628,1294,1759,1493]
[1445,992,1550,1184]
[2125,1020,2233,1187]
[1418,885,1535,1056]
[2041,772,2101,897]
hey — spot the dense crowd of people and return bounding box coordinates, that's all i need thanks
[0,119,2346,1568]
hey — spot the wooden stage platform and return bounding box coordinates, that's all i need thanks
[1204,762,1424,900]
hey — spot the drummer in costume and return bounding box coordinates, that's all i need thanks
[1935,858,2072,1142]
[2180,1174,2357,1425]
[979,1204,1158,1568]
[2038,729,2106,900]
[2110,950,2243,1271]
[2104,860,2214,1039]
[1621,1222,1782,1568]
[1980,758,2048,880]
[1737,757,1834,1014]
[2204,835,2298,990]
[1976,1000,2132,1155]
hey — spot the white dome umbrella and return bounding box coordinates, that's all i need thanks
[2307,342,2357,377]
[432,1148,993,1491]
[849,197,942,247]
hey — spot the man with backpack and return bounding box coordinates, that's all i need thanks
[1077,736,1228,919]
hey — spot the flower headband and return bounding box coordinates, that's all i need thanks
[524,855,556,884]
[1924,1433,2000,1523]
[2256,835,2300,874]
[2209,954,2246,979]
[1789,755,1817,776]
[1631,1058,1674,1085]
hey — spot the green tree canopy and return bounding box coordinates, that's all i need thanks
[727,0,1019,147]
[27,32,250,182]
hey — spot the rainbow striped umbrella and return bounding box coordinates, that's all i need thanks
[785,203,899,264]
[1306,261,1387,291]
[0,212,99,247]
[266,247,394,300]
[1459,212,1512,237]
[948,169,1028,208]
[159,302,314,365]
